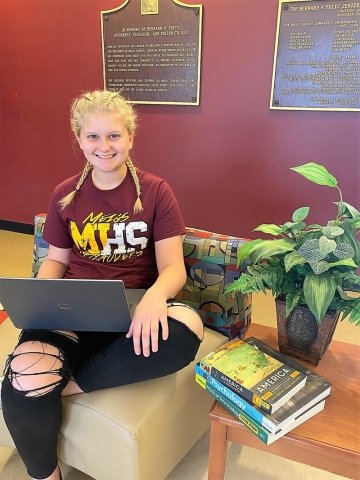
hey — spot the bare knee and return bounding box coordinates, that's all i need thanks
[167,305,204,340]
[8,341,64,397]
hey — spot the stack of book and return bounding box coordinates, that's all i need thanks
[195,336,332,445]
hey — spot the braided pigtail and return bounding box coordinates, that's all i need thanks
[58,162,93,211]
[126,158,143,213]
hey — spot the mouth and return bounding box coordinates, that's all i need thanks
[95,154,116,159]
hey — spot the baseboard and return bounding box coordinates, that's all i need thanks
[0,220,33,235]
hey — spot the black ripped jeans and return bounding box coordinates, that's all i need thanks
[1,317,201,479]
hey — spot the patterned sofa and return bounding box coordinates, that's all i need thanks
[0,214,251,480]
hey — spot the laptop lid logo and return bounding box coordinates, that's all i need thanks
[57,304,72,312]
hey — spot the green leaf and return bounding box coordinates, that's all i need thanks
[322,226,344,238]
[350,219,360,229]
[252,265,271,287]
[298,239,325,262]
[290,162,338,187]
[339,273,360,289]
[349,302,360,326]
[333,243,355,260]
[248,239,295,264]
[253,224,282,235]
[329,258,358,268]
[335,201,347,217]
[319,236,336,255]
[292,207,309,223]
[309,261,331,274]
[282,221,306,230]
[253,273,266,293]
[342,299,360,325]
[285,292,302,317]
[338,224,360,265]
[336,201,360,219]
[236,239,263,264]
[225,276,248,293]
[303,272,337,322]
[284,251,307,272]
[307,224,323,230]
[336,286,356,301]
[294,222,307,231]
[341,304,355,321]
[310,258,358,275]
[274,265,285,296]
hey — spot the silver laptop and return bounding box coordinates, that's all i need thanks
[0,277,145,332]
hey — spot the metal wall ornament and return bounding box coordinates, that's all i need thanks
[141,0,159,15]
[270,0,360,112]
[101,0,203,105]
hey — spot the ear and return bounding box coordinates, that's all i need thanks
[129,132,135,149]
[75,135,84,151]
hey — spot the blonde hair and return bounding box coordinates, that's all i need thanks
[58,90,143,213]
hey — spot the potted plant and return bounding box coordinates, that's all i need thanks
[227,162,360,365]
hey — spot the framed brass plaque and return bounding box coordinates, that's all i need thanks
[270,0,360,111]
[101,0,203,105]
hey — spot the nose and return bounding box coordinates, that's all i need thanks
[97,137,111,152]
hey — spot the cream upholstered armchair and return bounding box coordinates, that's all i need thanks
[0,214,251,480]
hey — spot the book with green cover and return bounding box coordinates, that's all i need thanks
[199,338,307,413]
[195,359,331,434]
[244,337,332,429]
[196,374,326,445]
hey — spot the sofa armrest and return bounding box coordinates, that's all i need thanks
[176,227,251,339]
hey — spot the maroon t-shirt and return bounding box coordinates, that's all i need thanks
[43,169,186,288]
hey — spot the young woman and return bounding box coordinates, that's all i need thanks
[1,90,203,480]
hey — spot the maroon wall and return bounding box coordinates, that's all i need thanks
[1,0,359,238]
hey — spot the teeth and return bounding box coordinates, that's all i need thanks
[96,154,115,159]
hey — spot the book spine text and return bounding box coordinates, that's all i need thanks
[195,364,276,433]
[195,374,271,445]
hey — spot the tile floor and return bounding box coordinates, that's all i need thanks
[0,231,358,480]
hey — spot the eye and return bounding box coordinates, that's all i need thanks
[87,134,98,140]
[109,133,120,139]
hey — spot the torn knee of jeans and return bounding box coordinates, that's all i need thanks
[5,349,70,398]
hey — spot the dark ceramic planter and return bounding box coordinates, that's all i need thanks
[275,298,340,366]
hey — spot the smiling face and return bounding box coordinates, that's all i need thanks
[76,111,134,178]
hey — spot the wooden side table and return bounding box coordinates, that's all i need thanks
[208,324,360,480]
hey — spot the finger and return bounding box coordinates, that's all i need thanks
[150,321,159,353]
[132,323,143,356]
[142,324,151,357]
[160,315,169,341]
[126,321,134,338]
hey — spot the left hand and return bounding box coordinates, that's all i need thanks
[126,288,169,357]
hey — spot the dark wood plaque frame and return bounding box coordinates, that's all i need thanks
[101,0,203,105]
[270,0,360,112]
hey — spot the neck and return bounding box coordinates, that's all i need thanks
[91,163,127,190]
